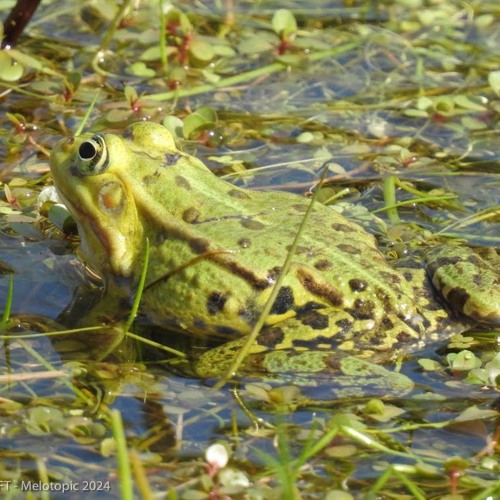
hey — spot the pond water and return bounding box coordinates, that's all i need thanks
[0,0,499,498]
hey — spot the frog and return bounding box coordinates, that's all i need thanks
[49,121,500,379]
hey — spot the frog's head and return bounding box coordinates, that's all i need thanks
[49,122,178,280]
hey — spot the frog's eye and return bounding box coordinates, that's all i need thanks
[76,135,108,175]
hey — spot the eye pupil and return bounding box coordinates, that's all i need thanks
[75,135,108,176]
[79,141,97,159]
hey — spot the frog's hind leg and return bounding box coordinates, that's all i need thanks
[193,308,407,378]
[425,245,500,326]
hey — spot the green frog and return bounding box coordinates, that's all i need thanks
[49,121,500,378]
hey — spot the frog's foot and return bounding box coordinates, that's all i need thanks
[425,246,500,325]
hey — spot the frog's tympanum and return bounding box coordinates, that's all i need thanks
[50,122,500,378]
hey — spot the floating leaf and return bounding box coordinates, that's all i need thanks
[454,405,498,422]
[124,85,138,105]
[163,115,184,138]
[453,95,487,111]
[182,106,217,138]
[0,52,23,81]
[218,468,250,491]
[25,406,65,436]
[483,352,500,386]
[272,9,297,38]
[446,350,481,371]
[461,116,487,130]
[126,61,155,77]
[418,358,442,371]
[488,70,500,97]
[189,38,215,64]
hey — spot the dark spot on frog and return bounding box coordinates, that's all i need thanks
[298,310,329,330]
[374,286,393,312]
[296,301,325,314]
[206,292,227,315]
[175,175,191,190]
[314,259,333,271]
[380,317,394,330]
[446,287,470,312]
[467,254,481,266]
[193,318,208,331]
[238,305,259,325]
[292,204,308,213]
[227,188,250,199]
[323,355,341,371]
[267,266,282,281]
[189,237,210,254]
[379,271,402,284]
[142,172,161,185]
[270,286,295,315]
[347,299,375,320]
[292,334,334,349]
[224,261,272,290]
[164,152,180,166]
[426,255,461,276]
[240,218,266,230]
[257,326,285,347]
[238,237,251,248]
[402,271,413,282]
[182,207,200,223]
[288,245,311,255]
[337,244,361,255]
[395,330,414,344]
[331,222,358,233]
[335,318,352,335]
[349,278,367,292]
[122,127,133,140]
[215,325,240,337]
[297,268,343,306]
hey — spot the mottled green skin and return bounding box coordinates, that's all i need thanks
[49,122,500,377]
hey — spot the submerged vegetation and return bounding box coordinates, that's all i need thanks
[0,0,499,498]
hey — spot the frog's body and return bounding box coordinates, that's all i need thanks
[49,122,500,377]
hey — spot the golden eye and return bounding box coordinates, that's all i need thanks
[75,135,108,175]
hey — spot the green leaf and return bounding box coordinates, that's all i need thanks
[483,352,500,386]
[124,85,138,105]
[454,405,498,422]
[488,70,500,97]
[182,106,217,138]
[194,105,217,123]
[272,9,297,38]
[446,350,481,371]
[453,94,487,111]
[48,203,76,233]
[126,61,155,77]
[461,116,487,130]
[189,38,215,63]
[7,48,43,70]
[105,109,133,123]
[418,358,442,371]
[140,46,161,61]
[163,115,184,138]
[183,114,208,139]
[0,52,23,81]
